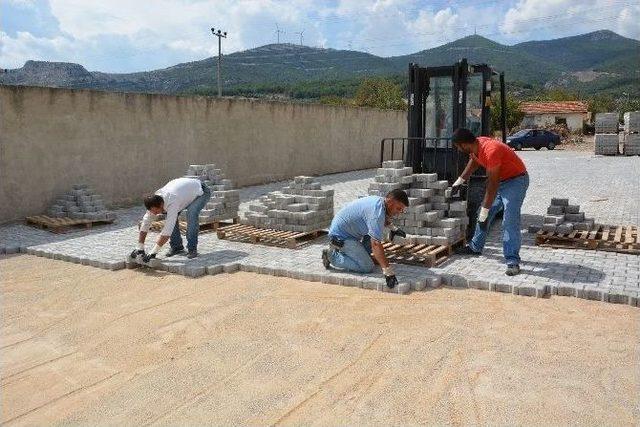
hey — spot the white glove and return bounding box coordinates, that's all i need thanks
[149,243,161,255]
[382,265,395,276]
[478,207,490,222]
[452,176,466,187]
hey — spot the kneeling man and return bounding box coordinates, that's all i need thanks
[132,177,211,263]
[322,189,409,288]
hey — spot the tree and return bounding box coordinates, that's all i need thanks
[353,78,406,110]
[491,94,524,132]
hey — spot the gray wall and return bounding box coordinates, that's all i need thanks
[0,85,405,223]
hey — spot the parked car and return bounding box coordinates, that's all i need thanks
[506,129,560,150]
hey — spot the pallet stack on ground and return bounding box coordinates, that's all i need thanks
[594,112,619,155]
[542,198,594,234]
[622,111,640,156]
[46,184,115,221]
[368,160,468,246]
[242,176,334,233]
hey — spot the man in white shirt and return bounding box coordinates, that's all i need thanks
[131,177,211,263]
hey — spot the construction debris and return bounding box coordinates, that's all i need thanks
[542,198,594,234]
[46,184,115,221]
[243,176,334,232]
[182,164,240,222]
[368,160,468,245]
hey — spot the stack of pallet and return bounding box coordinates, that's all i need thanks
[622,111,640,156]
[47,184,115,221]
[182,164,239,222]
[368,160,468,245]
[243,176,334,233]
[594,112,619,155]
[542,198,594,234]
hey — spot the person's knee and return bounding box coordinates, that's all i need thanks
[356,257,375,273]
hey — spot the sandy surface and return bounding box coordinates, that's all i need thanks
[2,254,639,426]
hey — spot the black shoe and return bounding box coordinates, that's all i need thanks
[186,250,198,259]
[505,265,521,276]
[166,247,185,257]
[455,245,481,256]
[321,249,331,270]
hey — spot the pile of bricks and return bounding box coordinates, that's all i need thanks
[594,112,619,155]
[622,111,640,156]
[183,164,240,222]
[47,184,115,221]
[243,176,334,232]
[542,198,594,234]
[368,160,468,245]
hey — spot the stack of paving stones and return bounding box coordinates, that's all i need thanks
[594,112,619,155]
[242,176,334,232]
[622,111,640,156]
[181,164,240,222]
[47,184,115,221]
[368,160,468,245]
[541,198,595,234]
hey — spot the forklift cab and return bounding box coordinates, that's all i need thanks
[381,58,507,237]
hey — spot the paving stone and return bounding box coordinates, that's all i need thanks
[493,282,513,293]
[468,279,493,291]
[185,265,207,277]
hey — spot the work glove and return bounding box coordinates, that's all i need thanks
[141,253,156,264]
[389,225,407,242]
[477,206,490,232]
[450,177,465,198]
[130,243,146,260]
[383,266,398,289]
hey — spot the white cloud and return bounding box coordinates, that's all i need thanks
[0,30,76,68]
[501,0,640,41]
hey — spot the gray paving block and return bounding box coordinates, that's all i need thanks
[185,265,207,277]
[547,205,564,215]
[5,246,19,254]
[557,284,577,297]
[468,279,493,291]
[564,205,580,214]
[551,198,569,207]
[578,285,605,301]
[493,282,513,293]
[411,279,427,291]
[223,263,240,273]
[516,283,547,298]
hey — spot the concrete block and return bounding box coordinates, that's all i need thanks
[415,173,438,183]
[382,160,404,168]
[564,205,580,214]
[493,282,513,293]
[565,212,585,222]
[396,282,411,294]
[517,283,547,298]
[547,205,564,215]
[557,223,574,234]
[425,275,442,288]
[557,284,577,297]
[541,224,557,232]
[551,198,569,207]
[544,215,565,225]
[468,279,493,291]
[411,279,427,291]
[223,263,240,273]
[185,265,207,277]
[427,180,449,190]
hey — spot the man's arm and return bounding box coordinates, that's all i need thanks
[371,238,389,269]
[483,167,501,208]
[460,157,480,181]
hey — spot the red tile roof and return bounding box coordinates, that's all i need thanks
[520,101,589,115]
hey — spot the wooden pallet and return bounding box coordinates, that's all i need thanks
[381,237,465,267]
[216,223,326,249]
[148,217,239,234]
[535,225,640,255]
[25,215,114,234]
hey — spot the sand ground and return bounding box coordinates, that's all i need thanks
[2,254,639,426]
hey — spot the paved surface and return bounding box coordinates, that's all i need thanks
[1,150,639,305]
[3,256,639,426]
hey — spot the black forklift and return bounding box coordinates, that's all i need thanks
[380,58,507,238]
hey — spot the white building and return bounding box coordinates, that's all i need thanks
[520,101,589,132]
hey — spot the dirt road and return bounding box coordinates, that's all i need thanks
[2,255,639,425]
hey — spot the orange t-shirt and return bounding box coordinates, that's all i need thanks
[472,136,527,181]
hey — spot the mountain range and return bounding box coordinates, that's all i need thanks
[1,30,638,98]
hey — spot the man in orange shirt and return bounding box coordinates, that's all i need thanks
[451,128,529,276]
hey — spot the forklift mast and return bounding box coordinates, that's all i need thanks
[401,58,507,237]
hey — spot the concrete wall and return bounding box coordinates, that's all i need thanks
[522,113,586,131]
[0,85,406,223]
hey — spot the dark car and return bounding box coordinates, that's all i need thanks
[506,129,560,150]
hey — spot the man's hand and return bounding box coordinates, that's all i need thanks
[141,253,156,264]
[451,176,465,198]
[382,266,398,288]
[130,249,145,259]
[477,206,490,231]
[389,227,407,241]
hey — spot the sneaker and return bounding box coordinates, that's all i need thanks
[166,247,185,257]
[186,250,198,259]
[455,245,481,256]
[321,249,331,270]
[505,264,520,276]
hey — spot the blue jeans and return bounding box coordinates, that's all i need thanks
[170,184,211,252]
[328,235,374,273]
[469,174,529,266]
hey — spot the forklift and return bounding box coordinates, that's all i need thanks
[380,58,507,238]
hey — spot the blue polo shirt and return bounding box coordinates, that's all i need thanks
[329,196,386,242]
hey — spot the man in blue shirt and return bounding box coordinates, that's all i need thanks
[322,189,409,288]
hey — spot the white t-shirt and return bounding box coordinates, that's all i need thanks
[140,178,204,236]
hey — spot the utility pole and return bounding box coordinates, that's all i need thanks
[275,23,282,44]
[211,27,227,97]
[295,29,304,45]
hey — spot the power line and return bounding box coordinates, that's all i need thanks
[211,27,227,96]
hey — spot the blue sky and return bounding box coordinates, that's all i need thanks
[1,0,638,73]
